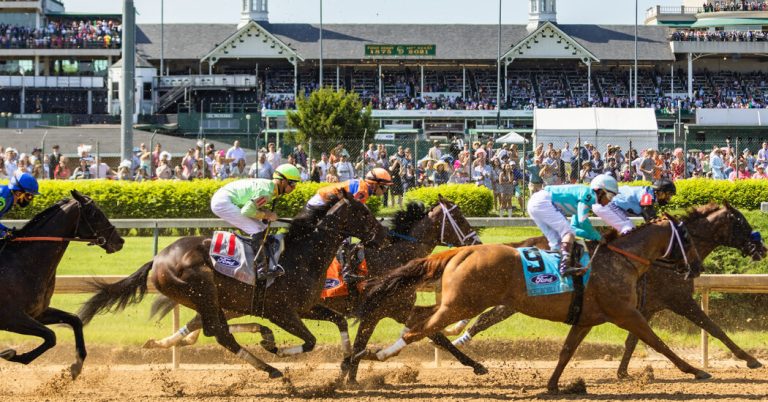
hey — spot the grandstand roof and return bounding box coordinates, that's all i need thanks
[135,23,674,63]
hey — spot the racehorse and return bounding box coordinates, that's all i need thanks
[355,213,711,392]
[79,192,388,379]
[142,196,483,383]
[446,203,767,377]
[0,191,124,379]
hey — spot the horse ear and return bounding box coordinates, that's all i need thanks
[663,212,679,224]
[723,200,731,209]
[70,190,86,203]
[438,194,446,203]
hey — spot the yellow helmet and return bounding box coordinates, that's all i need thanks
[273,164,301,182]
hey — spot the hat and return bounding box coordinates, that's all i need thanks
[133,146,141,153]
[119,160,132,169]
[160,151,172,160]
[32,147,42,153]
[509,160,517,166]
[743,148,751,154]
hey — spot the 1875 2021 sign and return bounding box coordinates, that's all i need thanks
[365,44,436,57]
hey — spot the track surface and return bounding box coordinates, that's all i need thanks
[2,357,767,401]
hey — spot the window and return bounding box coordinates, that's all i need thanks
[531,0,537,12]
[112,82,119,101]
[143,83,152,100]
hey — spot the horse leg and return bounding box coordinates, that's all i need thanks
[36,308,87,380]
[266,311,317,357]
[617,310,657,379]
[547,325,593,393]
[454,305,516,346]
[301,305,352,374]
[348,315,382,385]
[668,297,761,369]
[144,315,204,349]
[429,333,488,375]
[610,308,710,380]
[0,312,57,366]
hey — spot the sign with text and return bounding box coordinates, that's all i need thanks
[365,44,436,57]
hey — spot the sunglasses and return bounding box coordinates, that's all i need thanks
[17,192,34,202]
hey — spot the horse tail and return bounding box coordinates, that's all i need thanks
[354,248,463,319]
[78,260,154,325]
[149,294,178,321]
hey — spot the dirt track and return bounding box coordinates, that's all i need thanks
[2,344,768,401]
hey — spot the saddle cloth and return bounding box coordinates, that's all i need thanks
[321,256,368,299]
[518,245,591,297]
[209,231,284,285]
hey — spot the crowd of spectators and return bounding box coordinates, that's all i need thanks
[671,30,768,42]
[0,19,120,50]
[701,1,768,12]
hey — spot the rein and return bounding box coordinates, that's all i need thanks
[439,202,479,247]
[12,236,107,245]
[605,219,693,274]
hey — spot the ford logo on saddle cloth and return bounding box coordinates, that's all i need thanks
[324,278,341,290]
[215,256,240,268]
[531,274,559,284]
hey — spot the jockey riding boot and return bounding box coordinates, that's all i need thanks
[262,235,285,280]
[559,241,584,277]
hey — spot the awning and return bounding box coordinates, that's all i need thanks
[495,131,529,145]
[657,21,696,27]
[691,18,768,28]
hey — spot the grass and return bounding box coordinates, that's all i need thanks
[2,227,765,354]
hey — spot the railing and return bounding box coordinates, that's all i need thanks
[646,5,703,18]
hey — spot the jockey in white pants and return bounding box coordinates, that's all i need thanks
[210,163,301,280]
[526,174,618,276]
[591,179,677,234]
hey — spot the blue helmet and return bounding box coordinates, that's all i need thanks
[8,172,40,195]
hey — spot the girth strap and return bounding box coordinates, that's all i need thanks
[564,275,585,326]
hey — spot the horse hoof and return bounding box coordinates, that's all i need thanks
[695,370,712,380]
[546,385,559,394]
[142,339,159,349]
[616,370,631,380]
[473,365,488,375]
[0,349,17,361]
[355,349,380,361]
[268,369,283,379]
[70,362,83,380]
[260,341,277,353]
[747,360,763,369]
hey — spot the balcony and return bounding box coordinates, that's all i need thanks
[671,40,768,54]
[0,1,41,10]
[156,74,258,89]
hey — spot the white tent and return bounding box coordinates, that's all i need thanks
[495,131,528,144]
[534,108,658,151]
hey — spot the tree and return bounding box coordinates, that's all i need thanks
[286,88,378,146]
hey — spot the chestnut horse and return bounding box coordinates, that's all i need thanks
[79,193,388,379]
[356,214,709,392]
[447,203,766,378]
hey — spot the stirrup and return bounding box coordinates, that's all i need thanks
[258,265,285,281]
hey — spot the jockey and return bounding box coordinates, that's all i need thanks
[0,172,40,240]
[526,174,618,276]
[592,179,677,234]
[306,167,393,209]
[306,167,392,285]
[210,163,301,280]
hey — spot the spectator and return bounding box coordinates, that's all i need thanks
[90,157,115,179]
[671,148,686,180]
[156,159,174,180]
[757,141,768,169]
[266,143,282,167]
[402,165,417,192]
[151,143,162,173]
[580,160,596,183]
[389,157,404,207]
[316,152,331,178]
[53,156,70,179]
[71,158,92,180]
[710,148,726,179]
[527,154,544,193]
[292,143,308,168]
[230,159,248,178]
[0,159,6,180]
[116,160,133,181]
[428,140,442,161]
[31,159,45,179]
[744,148,757,173]
[309,160,322,182]
[48,145,61,179]
[754,164,768,179]
[497,163,517,217]
[639,149,656,181]
[335,154,355,181]
[729,160,752,180]
[225,140,247,168]
[5,148,17,178]
[181,149,196,179]
[250,153,273,179]
[325,165,340,183]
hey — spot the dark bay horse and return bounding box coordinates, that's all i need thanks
[142,196,483,383]
[79,193,388,379]
[448,203,767,377]
[356,214,711,392]
[0,191,124,379]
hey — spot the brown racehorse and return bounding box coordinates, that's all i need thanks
[447,203,767,377]
[141,196,484,383]
[79,192,388,379]
[356,214,710,392]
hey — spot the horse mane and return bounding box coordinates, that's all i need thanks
[16,198,75,236]
[282,196,336,243]
[390,201,428,241]
[610,202,723,240]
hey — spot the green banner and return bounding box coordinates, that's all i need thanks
[365,44,436,57]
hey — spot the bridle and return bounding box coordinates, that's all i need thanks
[319,196,379,245]
[606,219,699,278]
[12,199,117,246]
[438,201,480,247]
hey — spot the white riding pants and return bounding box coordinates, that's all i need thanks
[210,192,266,236]
[526,190,573,250]
[592,203,634,235]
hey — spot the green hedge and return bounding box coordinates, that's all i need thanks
[404,184,494,217]
[618,179,768,211]
[4,180,381,220]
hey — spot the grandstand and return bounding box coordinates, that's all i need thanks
[0,0,767,140]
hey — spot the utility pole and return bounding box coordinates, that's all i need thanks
[121,0,136,161]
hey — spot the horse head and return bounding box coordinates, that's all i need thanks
[428,194,480,247]
[70,190,124,254]
[317,190,388,248]
[661,212,703,280]
[719,201,767,261]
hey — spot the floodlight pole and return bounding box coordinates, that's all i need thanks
[160,0,164,77]
[120,0,135,161]
[496,0,502,129]
[319,0,323,88]
[634,0,638,108]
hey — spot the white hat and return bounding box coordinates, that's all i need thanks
[160,151,172,160]
[119,160,132,169]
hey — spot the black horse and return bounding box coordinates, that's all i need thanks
[0,190,124,379]
[79,192,388,379]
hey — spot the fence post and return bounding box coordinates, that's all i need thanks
[172,305,181,369]
[700,289,710,368]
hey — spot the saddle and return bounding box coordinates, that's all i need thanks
[518,240,590,297]
[209,231,284,285]
[321,242,368,299]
